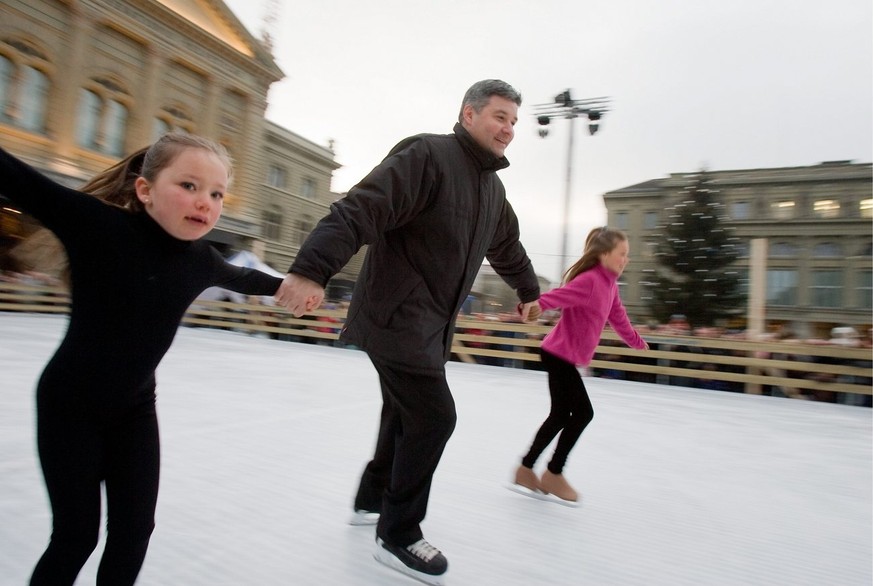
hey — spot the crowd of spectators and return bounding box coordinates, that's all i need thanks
[2,273,869,407]
[453,310,871,407]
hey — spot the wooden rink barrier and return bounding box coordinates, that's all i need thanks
[1,280,870,398]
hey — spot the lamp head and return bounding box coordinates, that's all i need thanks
[555,89,572,105]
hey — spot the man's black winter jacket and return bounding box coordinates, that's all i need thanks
[290,123,540,371]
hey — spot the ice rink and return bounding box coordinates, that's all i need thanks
[1,313,870,585]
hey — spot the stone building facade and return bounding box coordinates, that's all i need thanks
[0,0,350,284]
[603,161,872,338]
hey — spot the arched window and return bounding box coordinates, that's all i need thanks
[75,77,131,156]
[19,66,48,131]
[152,104,194,142]
[104,99,128,156]
[152,117,171,141]
[0,38,52,134]
[76,89,101,149]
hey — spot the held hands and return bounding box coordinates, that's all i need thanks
[517,301,542,323]
[274,273,325,317]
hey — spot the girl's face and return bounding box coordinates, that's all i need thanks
[135,147,227,241]
[600,238,629,276]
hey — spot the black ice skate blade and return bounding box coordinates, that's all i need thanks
[505,483,580,508]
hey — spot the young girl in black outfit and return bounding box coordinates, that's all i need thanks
[0,134,283,585]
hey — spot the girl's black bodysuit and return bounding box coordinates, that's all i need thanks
[0,146,283,585]
[0,146,281,406]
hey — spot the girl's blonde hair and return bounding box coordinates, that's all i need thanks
[6,133,233,282]
[562,226,628,284]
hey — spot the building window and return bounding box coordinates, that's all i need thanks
[262,205,282,241]
[613,212,628,230]
[809,270,842,308]
[75,77,131,156]
[860,241,872,257]
[152,118,170,141]
[103,99,127,157]
[19,66,49,131]
[860,199,872,219]
[858,270,872,309]
[301,177,316,199]
[766,270,797,305]
[0,55,10,110]
[267,165,286,189]
[813,199,840,219]
[643,211,658,230]
[76,89,101,149]
[152,105,193,141]
[298,215,313,246]
[812,242,841,258]
[770,200,795,220]
[769,242,799,257]
[0,40,51,134]
[730,201,750,220]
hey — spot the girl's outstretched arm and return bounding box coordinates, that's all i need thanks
[0,147,105,237]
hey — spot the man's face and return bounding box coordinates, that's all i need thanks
[462,95,518,158]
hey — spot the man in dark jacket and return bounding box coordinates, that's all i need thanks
[275,79,540,585]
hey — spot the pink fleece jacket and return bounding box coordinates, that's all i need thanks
[538,263,646,366]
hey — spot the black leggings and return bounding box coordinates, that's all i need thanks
[521,348,594,474]
[30,384,160,586]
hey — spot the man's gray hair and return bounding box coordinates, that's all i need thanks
[458,79,522,123]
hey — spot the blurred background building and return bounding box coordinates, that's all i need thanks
[0,0,363,292]
[604,162,872,338]
[2,0,869,329]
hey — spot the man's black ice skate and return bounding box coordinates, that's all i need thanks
[374,536,448,585]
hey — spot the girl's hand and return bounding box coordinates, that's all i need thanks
[518,301,542,323]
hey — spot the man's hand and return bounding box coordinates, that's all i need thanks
[275,273,325,317]
[518,300,542,323]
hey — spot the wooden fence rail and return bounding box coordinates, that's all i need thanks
[1,281,870,399]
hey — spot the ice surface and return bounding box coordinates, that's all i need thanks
[1,314,870,585]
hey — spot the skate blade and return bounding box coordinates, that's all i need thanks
[348,510,380,526]
[373,548,446,586]
[505,483,580,508]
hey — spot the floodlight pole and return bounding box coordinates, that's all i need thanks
[534,90,610,276]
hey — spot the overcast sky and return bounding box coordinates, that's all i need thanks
[223,0,872,282]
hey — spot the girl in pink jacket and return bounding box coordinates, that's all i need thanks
[513,227,648,504]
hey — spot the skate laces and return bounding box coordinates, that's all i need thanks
[407,539,441,562]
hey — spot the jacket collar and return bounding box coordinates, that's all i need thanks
[453,123,510,172]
